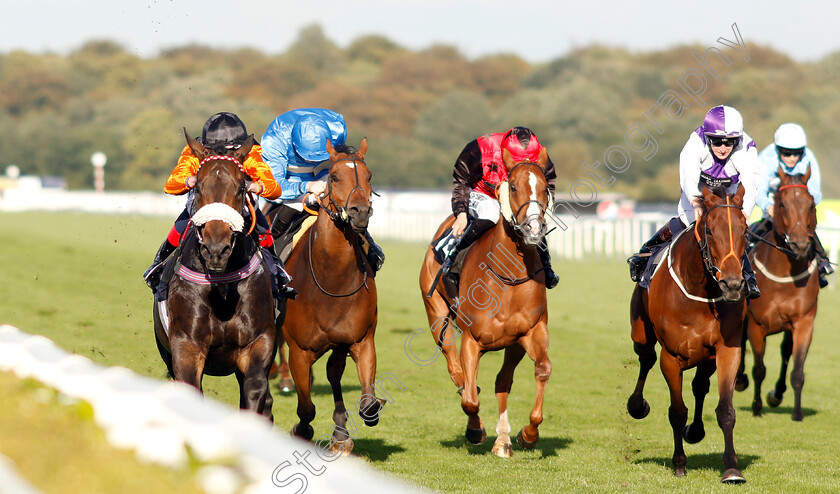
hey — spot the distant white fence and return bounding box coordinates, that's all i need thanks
[3,188,839,265]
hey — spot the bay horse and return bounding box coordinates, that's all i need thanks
[282,138,384,455]
[419,148,552,458]
[626,184,748,483]
[153,130,278,420]
[735,167,819,421]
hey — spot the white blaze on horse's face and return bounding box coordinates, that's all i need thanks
[525,171,543,236]
[345,162,356,169]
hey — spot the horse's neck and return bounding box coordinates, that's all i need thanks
[488,221,539,271]
[673,228,714,288]
[311,212,362,272]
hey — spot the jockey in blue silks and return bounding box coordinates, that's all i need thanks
[751,122,833,288]
[627,105,761,299]
[260,108,385,274]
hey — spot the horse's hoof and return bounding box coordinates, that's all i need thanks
[682,423,705,444]
[735,374,749,392]
[767,390,783,408]
[674,466,686,478]
[491,441,513,458]
[465,426,487,445]
[291,423,314,441]
[361,397,386,427]
[627,398,650,420]
[792,409,803,422]
[329,438,354,456]
[721,468,746,484]
[279,377,295,394]
[516,429,538,449]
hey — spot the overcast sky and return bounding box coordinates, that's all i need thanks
[4,1,838,63]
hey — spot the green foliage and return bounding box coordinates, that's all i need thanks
[1,26,840,202]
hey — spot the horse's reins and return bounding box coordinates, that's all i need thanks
[307,157,373,297]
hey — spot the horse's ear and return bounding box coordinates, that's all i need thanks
[777,165,791,186]
[185,128,208,159]
[233,134,255,164]
[734,182,745,206]
[802,164,812,184]
[502,148,515,171]
[325,139,337,162]
[355,137,367,161]
[537,147,548,169]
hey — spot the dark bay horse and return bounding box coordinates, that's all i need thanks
[153,130,278,420]
[736,167,820,421]
[419,148,552,458]
[627,185,748,483]
[282,138,384,455]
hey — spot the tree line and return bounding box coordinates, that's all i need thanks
[1,25,838,201]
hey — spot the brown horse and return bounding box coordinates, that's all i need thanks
[419,148,552,457]
[736,167,819,421]
[626,185,748,483]
[154,130,277,420]
[282,138,383,454]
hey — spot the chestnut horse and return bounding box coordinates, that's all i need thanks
[627,185,748,483]
[154,130,277,420]
[736,167,819,421]
[282,138,384,454]
[419,148,552,458]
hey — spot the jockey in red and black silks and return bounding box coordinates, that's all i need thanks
[444,126,559,289]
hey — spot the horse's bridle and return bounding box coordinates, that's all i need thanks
[775,183,813,257]
[191,155,257,271]
[695,198,742,281]
[503,161,550,239]
[307,157,374,297]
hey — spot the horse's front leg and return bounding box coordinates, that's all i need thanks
[516,323,551,450]
[349,331,385,427]
[235,332,276,422]
[749,330,768,417]
[170,335,206,392]
[683,359,715,444]
[491,344,526,458]
[659,351,688,477]
[460,332,485,445]
[287,339,317,440]
[789,315,816,421]
[322,348,354,455]
[423,294,465,390]
[715,343,745,484]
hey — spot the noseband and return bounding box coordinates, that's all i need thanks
[695,198,742,281]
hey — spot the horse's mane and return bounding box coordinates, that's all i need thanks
[333,143,358,156]
[785,173,808,186]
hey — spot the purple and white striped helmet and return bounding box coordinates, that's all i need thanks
[702,105,743,138]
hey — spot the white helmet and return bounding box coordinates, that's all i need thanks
[702,105,744,138]
[774,123,807,149]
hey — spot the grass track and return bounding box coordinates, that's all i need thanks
[1,212,839,493]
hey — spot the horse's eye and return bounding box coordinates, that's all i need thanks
[705,228,713,237]
[510,184,517,192]
[330,174,338,183]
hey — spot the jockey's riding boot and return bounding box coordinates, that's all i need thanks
[813,232,834,288]
[143,240,176,289]
[742,254,761,300]
[747,217,772,252]
[627,224,673,282]
[441,220,494,284]
[537,244,559,289]
[362,230,385,275]
[264,244,296,299]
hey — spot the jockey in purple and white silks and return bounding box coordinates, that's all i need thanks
[628,105,761,299]
[678,105,759,226]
